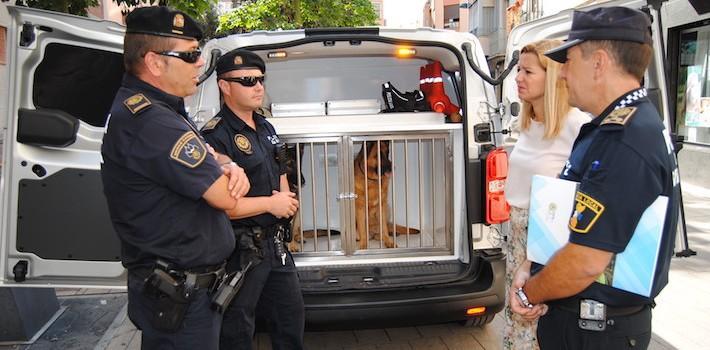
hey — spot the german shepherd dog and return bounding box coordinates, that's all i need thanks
[354,140,419,249]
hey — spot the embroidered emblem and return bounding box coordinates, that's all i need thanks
[172,14,184,34]
[234,55,243,65]
[234,134,253,154]
[123,94,152,115]
[201,116,221,132]
[170,131,207,168]
[569,191,605,234]
[601,107,637,126]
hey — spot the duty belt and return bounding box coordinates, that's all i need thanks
[130,262,226,290]
[553,297,648,318]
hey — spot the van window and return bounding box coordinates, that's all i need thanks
[671,21,710,145]
[33,43,123,127]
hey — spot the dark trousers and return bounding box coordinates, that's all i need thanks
[537,304,652,350]
[220,232,305,350]
[127,273,222,350]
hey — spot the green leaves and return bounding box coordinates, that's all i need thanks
[218,0,378,34]
[20,0,100,16]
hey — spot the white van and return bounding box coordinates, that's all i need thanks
[1,5,517,328]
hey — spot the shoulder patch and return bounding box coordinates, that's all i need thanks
[569,191,605,234]
[170,131,207,168]
[201,116,222,132]
[256,107,273,118]
[123,94,152,115]
[601,107,637,126]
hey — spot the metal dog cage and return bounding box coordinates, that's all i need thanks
[283,132,455,258]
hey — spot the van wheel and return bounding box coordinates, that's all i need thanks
[460,314,495,327]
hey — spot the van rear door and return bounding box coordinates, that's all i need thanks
[1,6,126,287]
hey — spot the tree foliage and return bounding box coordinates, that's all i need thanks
[218,0,378,34]
[19,0,99,16]
[114,0,218,22]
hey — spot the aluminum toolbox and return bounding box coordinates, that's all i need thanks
[326,99,381,116]
[271,102,326,117]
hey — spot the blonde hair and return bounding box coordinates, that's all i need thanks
[518,39,572,139]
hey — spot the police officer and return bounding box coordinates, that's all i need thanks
[101,7,249,349]
[509,7,680,349]
[201,49,304,349]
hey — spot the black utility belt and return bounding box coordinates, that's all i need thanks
[233,223,290,241]
[553,298,648,332]
[130,261,226,290]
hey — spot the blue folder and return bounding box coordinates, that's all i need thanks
[526,175,668,297]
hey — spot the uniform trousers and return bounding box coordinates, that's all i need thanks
[127,273,221,350]
[220,231,305,350]
[537,304,651,349]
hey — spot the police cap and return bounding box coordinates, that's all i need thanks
[125,6,204,41]
[216,50,266,75]
[545,6,652,63]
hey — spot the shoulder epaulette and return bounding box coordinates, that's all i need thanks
[600,107,637,127]
[256,107,273,118]
[123,93,152,115]
[200,116,222,133]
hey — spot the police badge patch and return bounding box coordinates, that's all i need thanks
[569,191,605,234]
[170,131,207,168]
[234,134,252,154]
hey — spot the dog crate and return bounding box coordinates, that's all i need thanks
[282,127,459,259]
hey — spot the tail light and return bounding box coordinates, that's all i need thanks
[485,148,510,224]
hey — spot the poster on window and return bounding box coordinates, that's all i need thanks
[685,65,710,127]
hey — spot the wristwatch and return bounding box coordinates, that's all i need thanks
[515,287,534,309]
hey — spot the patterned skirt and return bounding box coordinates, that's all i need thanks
[502,206,540,350]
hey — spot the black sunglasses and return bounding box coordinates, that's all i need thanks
[155,48,202,64]
[220,76,266,87]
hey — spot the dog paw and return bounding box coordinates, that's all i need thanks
[288,241,301,253]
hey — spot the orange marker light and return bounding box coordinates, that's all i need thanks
[267,51,287,59]
[396,48,416,57]
[465,306,486,316]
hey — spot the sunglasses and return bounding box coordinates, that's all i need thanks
[220,76,266,87]
[155,48,202,64]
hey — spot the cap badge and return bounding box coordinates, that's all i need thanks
[173,14,184,28]
[234,56,243,65]
[234,134,253,154]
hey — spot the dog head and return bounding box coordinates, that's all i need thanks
[357,140,392,178]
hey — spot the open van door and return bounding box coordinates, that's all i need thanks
[1,6,126,287]
[502,0,691,254]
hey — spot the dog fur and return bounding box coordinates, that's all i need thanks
[354,140,419,249]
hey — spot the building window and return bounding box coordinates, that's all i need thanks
[671,21,710,145]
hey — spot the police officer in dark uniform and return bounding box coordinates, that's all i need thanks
[101,7,249,349]
[201,49,304,349]
[509,7,680,349]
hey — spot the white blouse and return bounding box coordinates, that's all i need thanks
[505,108,590,209]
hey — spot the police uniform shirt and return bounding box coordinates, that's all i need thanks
[555,87,680,306]
[201,107,284,228]
[101,74,235,270]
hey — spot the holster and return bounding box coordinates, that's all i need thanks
[140,260,225,332]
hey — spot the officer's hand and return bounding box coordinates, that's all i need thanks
[222,162,250,198]
[269,190,299,218]
[508,287,549,321]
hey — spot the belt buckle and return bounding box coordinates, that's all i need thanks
[579,299,607,331]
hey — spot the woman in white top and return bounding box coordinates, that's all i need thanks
[502,39,589,350]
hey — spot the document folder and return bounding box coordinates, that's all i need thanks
[526,175,668,297]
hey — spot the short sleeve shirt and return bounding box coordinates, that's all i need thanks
[101,74,235,270]
[549,88,680,306]
[201,107,284,228]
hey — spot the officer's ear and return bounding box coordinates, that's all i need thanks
[217,78,231,97]
[143,51,167,77]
